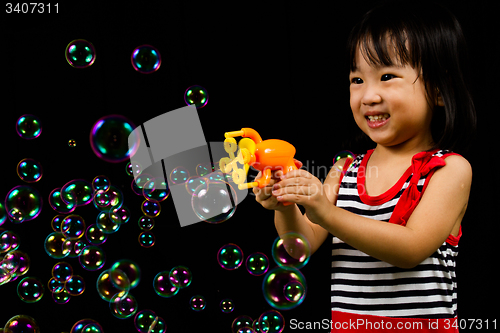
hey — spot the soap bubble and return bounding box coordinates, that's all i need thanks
[191,180,236,224]
[5,185,42,223]
[333,150,355,174]
[82,322,104,333]
[153,271,179,298]
[283,281,305,303]
[184,85,209,108]
[79,245,105,271]
[16,158,43,183]
[271,232,311,269]
[217,243,243,270]
[61,179,94,207]
[96,211,120,234]
[258,310,285,333]
[170,166,189,184]
[86,224,107,245]
[68,139,77,147]
[262,266,307,310]
[169,265,192,289]
[90,114,139,163]
[2,250,30,281]
[131,45,161,74]
[0,202,6,226]
[110,293,138,319]
[61,214,86,240]
[92,175,110,192]
[141,200,161,218]
[96,269,130,302]
[17,276,44,303]
[70,319,102,333]
[220,298,234,313]
[111,259,141,289]
[48,188,76,214]
[190,295,206,311]
[65,39,96,68]
[138,216,155,230]
[52,261,73,282]
[16,114,42,139]
[185,176,207,197]
[232,315,253,333]
[138,231,155,248]
[246,252,269,276]
[65,274,85,296]
[44,232,70,259]
[142,179,170,202]
[109,205,131,225]
[52,289,71,304]
[0,230,20,253]
[134,310,158,333]
[4,315,40,333]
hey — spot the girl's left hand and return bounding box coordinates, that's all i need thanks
[271,169,330,224]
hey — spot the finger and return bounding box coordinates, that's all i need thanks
[280,169,313,180]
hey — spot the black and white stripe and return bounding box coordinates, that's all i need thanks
[332,150,458,319]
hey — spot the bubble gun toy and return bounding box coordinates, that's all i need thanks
[220,128,297,206]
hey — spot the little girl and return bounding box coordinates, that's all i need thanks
[254,1,476,332]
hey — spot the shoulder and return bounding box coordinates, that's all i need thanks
[431,153,472,190]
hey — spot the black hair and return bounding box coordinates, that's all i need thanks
[346,0,476,154]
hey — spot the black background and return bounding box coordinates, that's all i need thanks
[0,1,498,332]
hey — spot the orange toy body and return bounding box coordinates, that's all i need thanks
[222,128,297,206]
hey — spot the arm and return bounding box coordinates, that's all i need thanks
[272,155,472,268]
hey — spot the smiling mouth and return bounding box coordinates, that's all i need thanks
[365,114,390,128]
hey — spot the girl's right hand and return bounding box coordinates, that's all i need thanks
[253,159,302,211]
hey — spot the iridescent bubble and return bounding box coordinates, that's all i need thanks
[196,163,211,177]
[61,214,86,240]
[110,293,138,319]
[16,158,43,183]
[44,232,70,259]
[138,231,155,248]
[70,319,101,333]
[262,266,307,310]
[169,265,192,289]
[190,295,206,311]
[184,85,209,108]
[86,224,107,245]
[126,161,142,177]
[82,322,104,333]
[96,211,120,234]
[220,298,234,313]
[283,281,305,303]
[141,200,161,218]
[5,185,42,223]
[131,173,152,195]
[111,259,141,289]
[52,261,73,282]
[153,271,179,298]
[61,179,94,207]
[0,202,6,226]
[138,216,155,231]
[258,310,285,333]
[79,245,105,271]
[1,250,30,283]
[4,315,40,333]
[16,114,42,139]
[48,277,65,293]
[64,238,87,258]
[90,114,140,163]
[92,175,110,192]
[96,269,129,302]
[217,243,243,270]
[185,176,207,197]
[232,315,253,333]
[142,179,170,202]
[131,45,161,74]
[68,139,77,147]
[51,215,65,232]
[170,166,189,184]
[191,181,236,224]
[109,205,131,225]
[17,276,44,303]
[134,310,158,333]
[65,39,96,68]
[271,232,311,269]
[48,188,76,214]
[0,230,20,253]
[246,252,269,276]
[93,190,111,211]
[333,150,355,174]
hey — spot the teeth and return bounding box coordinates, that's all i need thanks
[367,114,389,121]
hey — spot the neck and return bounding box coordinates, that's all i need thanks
[373,137,435,161]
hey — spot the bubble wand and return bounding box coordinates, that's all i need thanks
[220,128,298,206]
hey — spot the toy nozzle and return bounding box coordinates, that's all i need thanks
[225,130,245,139]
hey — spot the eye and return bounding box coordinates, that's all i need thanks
[381,74,397,81]
[350,77,363,84]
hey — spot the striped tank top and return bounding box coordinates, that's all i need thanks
[332,149,461,320]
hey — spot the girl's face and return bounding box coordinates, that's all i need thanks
[349,46,435,151]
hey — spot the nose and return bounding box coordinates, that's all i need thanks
[361,84,382,106]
